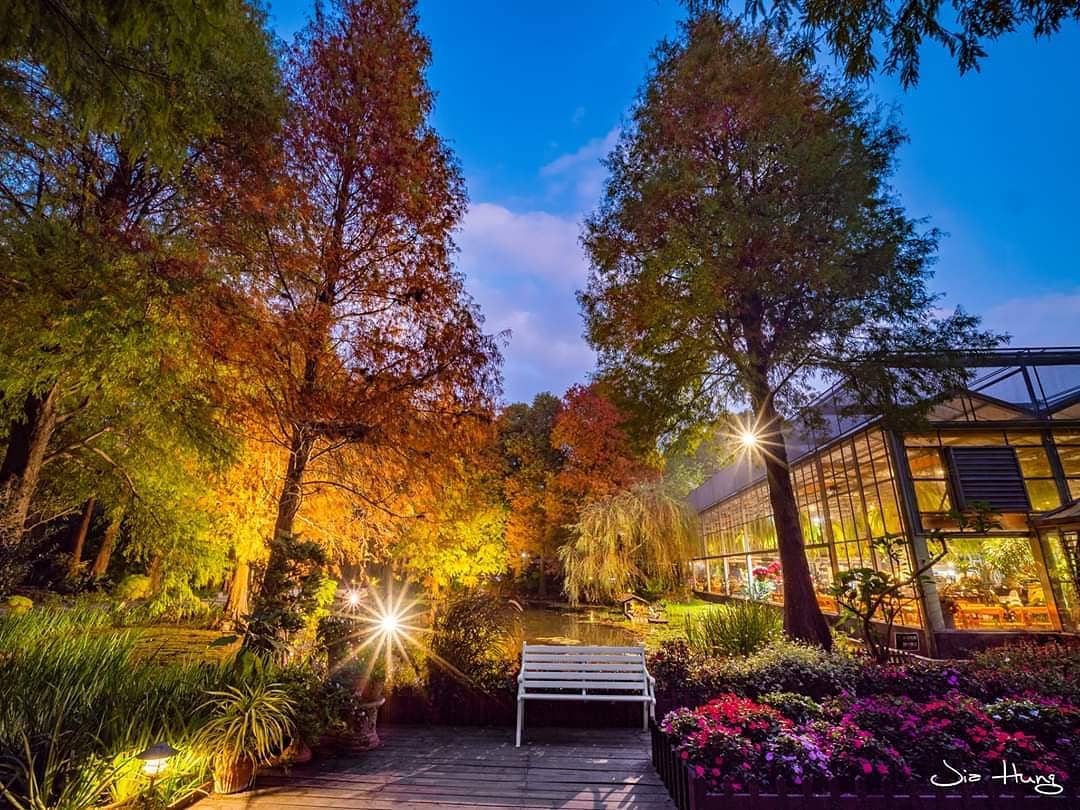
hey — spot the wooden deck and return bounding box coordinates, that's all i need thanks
[197,725,675,810]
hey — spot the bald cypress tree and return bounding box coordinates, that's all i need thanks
[580,15,997,648]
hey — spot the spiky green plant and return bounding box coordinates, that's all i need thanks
[195,682,296,767]
[560,479,697,603]
[683,601,783,657]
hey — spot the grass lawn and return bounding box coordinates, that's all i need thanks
[638,596,713,648]
[132,626,239,663]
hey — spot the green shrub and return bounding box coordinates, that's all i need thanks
[701,639,860,700]
[683,600,782,657]
[121,581,219,627]
[425,592,518,723]
[965,640,1080,703]
[4,595,32,614]
[759,691,825,724]
[195,681,296,769]
[113,574,152,602]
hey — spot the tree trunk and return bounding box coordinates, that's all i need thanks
[0,384,60,548]
[148,553,165,594]
[750,386,833,650]
[68,496,96,578]
[91,505,123,579]
[273,426,316,542]
[538,548,547,598]
[226,559,250,620]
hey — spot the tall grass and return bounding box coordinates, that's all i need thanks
[0,608,275,810]
[683,600,783,658]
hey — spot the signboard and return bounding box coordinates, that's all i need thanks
[895,631,921,652]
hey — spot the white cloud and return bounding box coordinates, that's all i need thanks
[982,290,1080,346]
[457,202,587,284]
[540,127,620,210]
[456,202,595,402]
[571,105,586,126]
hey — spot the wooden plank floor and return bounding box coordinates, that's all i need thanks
[197,725,675,810]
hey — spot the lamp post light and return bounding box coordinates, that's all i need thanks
[137,742,177,805]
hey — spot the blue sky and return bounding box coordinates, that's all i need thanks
[267,1,1080,404]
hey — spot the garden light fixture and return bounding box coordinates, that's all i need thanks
[137,742,177,777]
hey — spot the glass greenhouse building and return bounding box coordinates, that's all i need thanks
[687,348,1080,657]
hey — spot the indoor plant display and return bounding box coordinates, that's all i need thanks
[196,681,296,794]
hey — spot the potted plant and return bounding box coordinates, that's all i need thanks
[197,681,296,794]
[318,610,386,751]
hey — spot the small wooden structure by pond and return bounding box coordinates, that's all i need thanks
[615,593,650,622]
[197,724,675,809]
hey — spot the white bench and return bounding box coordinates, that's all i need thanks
[515,643,656,747]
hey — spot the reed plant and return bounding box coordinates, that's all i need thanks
[683,600,783,658]
[0,608,281,809]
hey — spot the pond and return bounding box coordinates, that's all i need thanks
[517,606,638,646]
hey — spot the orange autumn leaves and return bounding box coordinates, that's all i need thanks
[501,384,655,595]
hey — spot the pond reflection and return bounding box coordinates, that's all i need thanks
[516,607,637,646]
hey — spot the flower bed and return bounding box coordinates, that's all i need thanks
[648,638,1080,807]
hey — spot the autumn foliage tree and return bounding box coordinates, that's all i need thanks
[499,393,563,597]
[499,385,650,596]
[580,15,997,647]
[233,0,500,597]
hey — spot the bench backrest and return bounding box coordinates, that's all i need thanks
[520,644,649,694]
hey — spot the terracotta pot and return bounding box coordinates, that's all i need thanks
[213,757,255,794]
[281,739,313,765]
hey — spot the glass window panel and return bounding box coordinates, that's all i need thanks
[1015,447,1053,478]
[906,447,946,479]
[880,484,903,534]
[1025,479,1061,512]
[933,537,1052,631]
[939,431,1008,446]
[805,545,836,613]
[903,433,939,446]
[692,560,708,591]
[914,480,951,513]
[750,555,784,604]
[725,557,749,597]
[1043,531,1078,633]
[1007,431,1044,446]
[707,559,726,595]
[1056,444,1080,476]
[863,487,885,537]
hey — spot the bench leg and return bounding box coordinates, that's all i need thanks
[642,701,648,731]
[516,698,524,747]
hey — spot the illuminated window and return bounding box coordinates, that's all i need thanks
[932,537,1055,631]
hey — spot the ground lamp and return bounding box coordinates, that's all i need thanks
[138,742,177,777]
[137,742,177,805]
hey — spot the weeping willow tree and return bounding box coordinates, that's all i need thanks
[560,480,697,603]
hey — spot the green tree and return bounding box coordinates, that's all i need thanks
[579,15,997,648]
[0,0,282,590]
[691,0,1080,85]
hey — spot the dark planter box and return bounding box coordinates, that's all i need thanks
[650,721,1074,809]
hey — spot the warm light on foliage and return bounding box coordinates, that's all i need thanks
[560,479,697,603]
